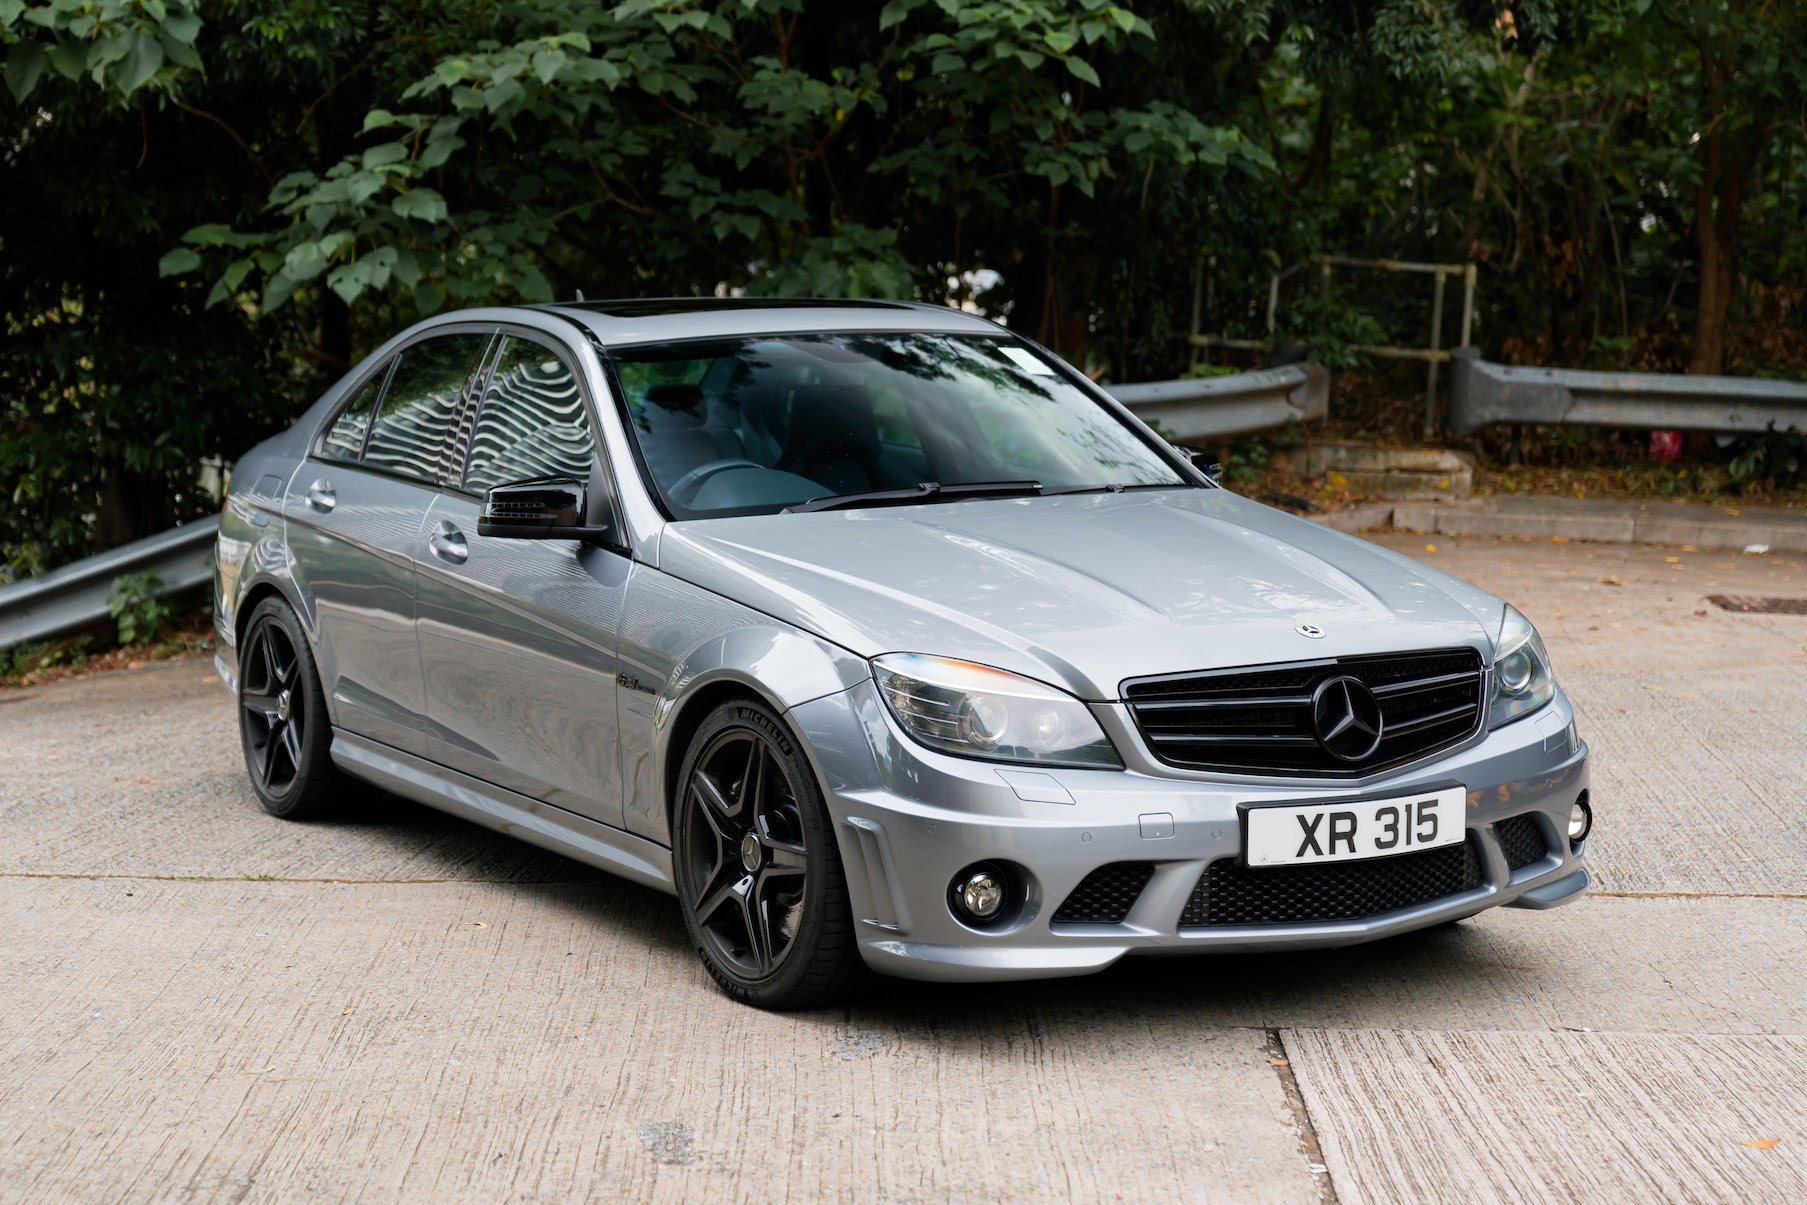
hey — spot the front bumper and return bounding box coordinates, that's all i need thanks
[790,679,1590,983]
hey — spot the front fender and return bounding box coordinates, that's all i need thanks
[616,563,869,845]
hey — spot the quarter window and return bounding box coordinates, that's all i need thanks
[363,333,493,483]
[318,365,388,463]
[463,337,594,491]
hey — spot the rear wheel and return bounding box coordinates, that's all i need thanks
[672,698,866,1009]
[237,596,345,820]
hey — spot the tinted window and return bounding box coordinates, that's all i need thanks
[318,365,388,463]
[615,332,1183,516]
[464,338,593,491]
[364,333,492,483]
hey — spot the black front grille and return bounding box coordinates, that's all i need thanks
[1496,814,1549,870]
[1052,863,1155,925]
[1179,838,1483,927]
[1123,648,1485,776]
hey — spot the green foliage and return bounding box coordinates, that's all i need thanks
[107,570,171,644]
[1729,425,1806,487]
[160,0,1268,320]
[1,1,203,102]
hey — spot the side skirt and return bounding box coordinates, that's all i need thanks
[329,728,676,895]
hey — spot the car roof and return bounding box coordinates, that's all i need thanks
[531,297,1005,347]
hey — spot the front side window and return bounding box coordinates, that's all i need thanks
[612,332,1185,517]
[463,337,594,491]
[319,365,389,463]
[363,332,492,483]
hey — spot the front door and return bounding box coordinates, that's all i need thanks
[411,333,630,826]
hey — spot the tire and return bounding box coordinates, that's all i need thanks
[671,698,867,1009]
[235,595,347,820]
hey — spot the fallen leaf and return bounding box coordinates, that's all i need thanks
[342,1008,354,1015]
[134,777,156,784]
[1742,1138,1781,1149]
[240,1065,276,1075]
[1600,577,1624,586]
[127,661,143,670]
[46,754,62,761]
[1267,1057,1290,1066]
[1672,694,1695,700]
[1424,544,1437,552]
[1551,536,1566,543]
[467,921,488,928]
[1665,557,1681,564]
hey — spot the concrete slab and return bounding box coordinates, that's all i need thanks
[0,876,1319,1205]
[1285,1028,1807,1205]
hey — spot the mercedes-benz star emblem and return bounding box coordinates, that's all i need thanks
[1295,623,1325,639]
[1310,675,1385,762]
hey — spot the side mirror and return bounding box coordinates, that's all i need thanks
[478,475,617,541]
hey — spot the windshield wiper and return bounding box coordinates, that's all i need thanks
[783,480,1045,514]
[1040,481,1197,496]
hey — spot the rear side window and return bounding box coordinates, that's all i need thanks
[318,366,389,463]
[464,337,594,491]
[363,333,493,483]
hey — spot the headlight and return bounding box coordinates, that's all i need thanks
[1489,606,1555,727]
[871,653,1122,768]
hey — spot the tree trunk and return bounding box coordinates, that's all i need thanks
[1687,54,1770,376]
[95,466,160,551]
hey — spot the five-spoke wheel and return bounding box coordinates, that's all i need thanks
[240,615,306,796]
[680,727,811,979]
[673,700,865,1008]
[236,595,343,819]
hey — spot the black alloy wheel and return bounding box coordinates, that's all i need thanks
[674,699,865,1008]
[236,596,344,820]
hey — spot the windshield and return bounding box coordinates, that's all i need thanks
[609,332,1188,517]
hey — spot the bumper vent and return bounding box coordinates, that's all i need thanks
[1179,838,1483,927]
[1123,648,1486,777]
[1052,862,1155,926]
[1495,814,1549,870]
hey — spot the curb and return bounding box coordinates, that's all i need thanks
[1309,499,1807,554]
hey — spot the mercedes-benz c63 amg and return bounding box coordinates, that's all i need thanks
[214,298,1591,1008]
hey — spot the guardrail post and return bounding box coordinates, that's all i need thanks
[1447,346,1482,436]
[1423,266,1448,437]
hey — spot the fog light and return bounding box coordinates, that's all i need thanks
[959,871,1004,920]
[1568,797,1592,846]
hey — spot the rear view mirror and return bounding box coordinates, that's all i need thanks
[478,476,617,541]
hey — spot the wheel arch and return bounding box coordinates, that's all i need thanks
[643,623,869,843]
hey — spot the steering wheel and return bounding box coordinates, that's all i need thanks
[667,458,766,503]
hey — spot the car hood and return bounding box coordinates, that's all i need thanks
[656,489,1507,700]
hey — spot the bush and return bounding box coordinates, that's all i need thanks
[107,572,172,646]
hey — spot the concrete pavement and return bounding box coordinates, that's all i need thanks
[2,534,1804,1202]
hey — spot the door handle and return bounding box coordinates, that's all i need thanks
[306,479,336,512]
[428,520,468,563]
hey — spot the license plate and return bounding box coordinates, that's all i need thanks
[1244,786,1467,868]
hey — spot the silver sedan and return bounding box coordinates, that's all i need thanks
[213,299,1591,1008]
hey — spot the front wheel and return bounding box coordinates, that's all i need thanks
[672,698,866,1009]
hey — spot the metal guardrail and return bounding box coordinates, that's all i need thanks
[0,517,218,652]
[1109,362,1330,442]
[1448,347,1807,436]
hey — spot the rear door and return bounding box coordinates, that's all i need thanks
[411,330,631,826]
[284,329,496,752]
